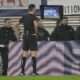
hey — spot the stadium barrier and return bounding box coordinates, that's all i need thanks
[8,41,80,76]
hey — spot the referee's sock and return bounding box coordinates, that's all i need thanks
[21,57,26,75]
[32,57,39,75]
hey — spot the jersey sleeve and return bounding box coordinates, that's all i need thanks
[10,29,17,41]
[0,27,3,37]
[50,27,60,41]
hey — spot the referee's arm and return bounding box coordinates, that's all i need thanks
[33,20,38,34]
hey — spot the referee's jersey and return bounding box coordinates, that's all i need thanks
[19,14,37,34]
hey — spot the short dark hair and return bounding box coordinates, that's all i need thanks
[4,18,10,22]
[28,4,35,11]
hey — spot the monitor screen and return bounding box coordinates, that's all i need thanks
[40,5,63,20]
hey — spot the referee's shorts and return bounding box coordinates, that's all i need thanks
[23,34,37,51]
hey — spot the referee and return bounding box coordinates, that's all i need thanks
[16,4,39,75]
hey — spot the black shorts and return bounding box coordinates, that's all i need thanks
[23,34,37,51]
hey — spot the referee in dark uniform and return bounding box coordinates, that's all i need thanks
[16,4,39,75]
[0,18,17,76]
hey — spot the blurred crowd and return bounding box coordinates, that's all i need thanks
[37,17,80,41]
[0,16,80,43]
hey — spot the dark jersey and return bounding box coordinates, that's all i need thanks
[0,27,17,45]
[75,26,80,40]
[37,27,49,41]
[50,25,75,41]
[19,14,37,34]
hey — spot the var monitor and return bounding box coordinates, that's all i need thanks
[40,5,63,20]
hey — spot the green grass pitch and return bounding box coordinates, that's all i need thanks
[0,75,80,80]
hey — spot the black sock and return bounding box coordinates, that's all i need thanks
[32,57,37,74]
[21,57,26,74]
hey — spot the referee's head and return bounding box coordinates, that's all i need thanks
[28,4,36,14]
